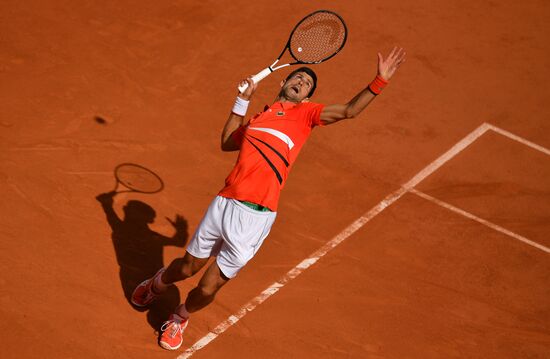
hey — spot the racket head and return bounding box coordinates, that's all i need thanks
[287,10,347,64]
[114,163,164,194]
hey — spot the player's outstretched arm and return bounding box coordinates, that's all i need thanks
[221,78,258,151]
[96,191,122,229]
[320,47,406,125]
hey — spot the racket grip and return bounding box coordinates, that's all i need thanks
[238,67,273,93]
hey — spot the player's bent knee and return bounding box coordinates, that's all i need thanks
[180,264,194,278]
[181,263,204,278]
[180,253,208,278]
[197,283,221,298]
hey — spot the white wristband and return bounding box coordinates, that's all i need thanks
[232,97,249,117]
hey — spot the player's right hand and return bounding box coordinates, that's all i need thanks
[238,77,258,101]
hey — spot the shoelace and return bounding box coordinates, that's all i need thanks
[161,319,183,338]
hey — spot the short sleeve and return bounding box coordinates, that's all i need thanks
[304,102,325,128]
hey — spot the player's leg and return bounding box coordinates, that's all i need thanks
[131,252,212,308]
[157,252,210,291]
[159,260,229,350]
[171,199,277,316]
[158,197,276,351]
[132,197,225,308]
[184,260,230,313]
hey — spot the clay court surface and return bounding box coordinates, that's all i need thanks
[2,0,550,358]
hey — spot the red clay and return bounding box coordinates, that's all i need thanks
[1,1,549,358]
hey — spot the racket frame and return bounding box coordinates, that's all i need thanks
[239,10,347,93]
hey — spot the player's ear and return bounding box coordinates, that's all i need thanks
[280,79,286,88]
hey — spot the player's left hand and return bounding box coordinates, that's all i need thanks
[377,47,406,81]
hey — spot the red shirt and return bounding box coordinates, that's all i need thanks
[218,101,324,211]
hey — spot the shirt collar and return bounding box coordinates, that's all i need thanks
[265,101,299,112]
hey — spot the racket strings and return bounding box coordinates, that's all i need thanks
[115,164,163,193]
[290,12,346,63]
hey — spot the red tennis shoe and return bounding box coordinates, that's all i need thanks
[159,313,189,350]
[131,268,165,307]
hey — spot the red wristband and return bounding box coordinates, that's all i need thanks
[368,75,388,95]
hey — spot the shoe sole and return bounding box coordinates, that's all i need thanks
[159,340,182,351]
[159,320,188,351]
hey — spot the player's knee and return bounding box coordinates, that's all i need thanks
[179,254,207,278]
[181,261,204,278]
[180,264,193,278]
[197,282,221,298]
[180,260,199,278]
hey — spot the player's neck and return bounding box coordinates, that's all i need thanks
[275,95,300,104]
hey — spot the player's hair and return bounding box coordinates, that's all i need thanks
[285,67,317,97]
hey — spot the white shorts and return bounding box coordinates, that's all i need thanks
[186,196,277,279]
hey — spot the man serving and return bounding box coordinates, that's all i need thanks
[132,47,406,350]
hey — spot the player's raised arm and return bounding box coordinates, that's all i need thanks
[221,78,258,151]
[320,47,406,125]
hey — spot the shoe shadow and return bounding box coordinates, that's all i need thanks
[96,191,188,331]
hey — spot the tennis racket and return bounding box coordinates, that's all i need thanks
[238,10,347,93]
[112,163,164,194]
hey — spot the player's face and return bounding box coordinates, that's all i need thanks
[281,72,314,102]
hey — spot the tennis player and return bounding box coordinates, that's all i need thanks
[132,47,406,350]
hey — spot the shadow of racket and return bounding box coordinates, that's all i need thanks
[113,163,164,194]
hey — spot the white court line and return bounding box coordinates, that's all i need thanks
[402,123,491,189]
[177,123,492,358]
[177,187,409,359]
[410,188,550,254]
[487,124,550,156]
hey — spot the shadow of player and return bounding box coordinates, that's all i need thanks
[96,191,188,331]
